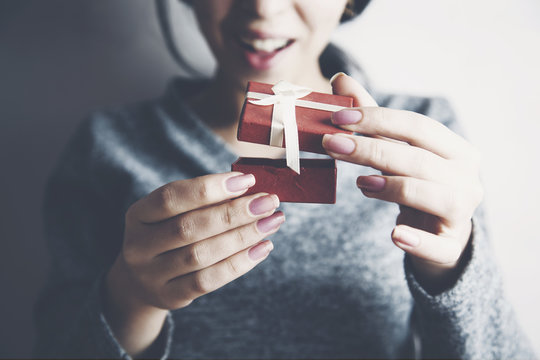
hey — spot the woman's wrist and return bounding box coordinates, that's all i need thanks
[104,255,168,356]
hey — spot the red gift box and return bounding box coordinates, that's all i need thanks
[237,81,353,154]
[232,158,337,204]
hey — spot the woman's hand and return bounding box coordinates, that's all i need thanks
[104,172,284,355]
[323,73,483,293]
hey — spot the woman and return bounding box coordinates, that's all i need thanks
[34,0,534,358]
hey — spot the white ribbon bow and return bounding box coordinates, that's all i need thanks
[247,80,347,174]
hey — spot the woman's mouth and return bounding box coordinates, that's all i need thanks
[239,37,294,53]
[236,36,295,70]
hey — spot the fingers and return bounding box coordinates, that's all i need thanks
[330,72,378,107]
[330,107,477,161]
[391,225,464,265]
[329,73,479,162]
[128,172,256,223]
[322,133,453,183]
[153,212,285,280]
[356,175,480,224]
[163,240,274,308]
[358,174,479,266]
[138,193,280,255]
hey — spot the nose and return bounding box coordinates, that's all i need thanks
[240,0,289,18]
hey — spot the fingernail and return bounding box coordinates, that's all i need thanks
[249,194,279,216]
[330,72,347,85]
[257,211,285,234]
[248,240,274,261]
[323,134,356,155]
[393,227,420,247]
[357,176,386,192]
[332,109,362,125]
[225,174,255,193]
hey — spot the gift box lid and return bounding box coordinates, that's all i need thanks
[238,81,354,155]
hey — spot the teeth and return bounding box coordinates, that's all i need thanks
[241,37,289,52]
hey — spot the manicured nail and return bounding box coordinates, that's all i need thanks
[330,72,347,85]
[225,174,255,193]
[357,176,386,192]
[332,109,362,125]
[393,227,420,247]
[248,240,274,261]
[257,211,285,234]
[323,134,356,155]
[249,194,279,216]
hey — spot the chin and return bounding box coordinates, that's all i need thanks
[239,63,304,85]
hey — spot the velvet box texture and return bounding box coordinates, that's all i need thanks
[231,158,337,204]
[237,81,353,154]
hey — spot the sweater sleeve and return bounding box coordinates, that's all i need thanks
[33,113,174,359]
[404,211,535,359]
[35,269,174,359]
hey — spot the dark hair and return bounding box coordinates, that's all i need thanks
[341,0,371,23]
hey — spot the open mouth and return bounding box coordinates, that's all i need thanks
[238,36,295,54]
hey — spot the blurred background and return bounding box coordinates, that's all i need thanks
[1,0,539,357]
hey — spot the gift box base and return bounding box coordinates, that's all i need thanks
[231,157,336,204]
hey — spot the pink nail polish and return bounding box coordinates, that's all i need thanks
[225,174,255,193]
[324,135,356,155]
[332,109,362,125]
[257,212,285,234]
[249,195,279,216]
[329,72,347,84]
[248,240,274,261]
[394,228,420,247]
[357,176,386,192]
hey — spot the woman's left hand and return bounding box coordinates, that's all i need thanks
[323,73,483,292]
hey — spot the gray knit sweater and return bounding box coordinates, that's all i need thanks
[34,46,535,359]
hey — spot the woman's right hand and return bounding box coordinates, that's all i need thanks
[104,172,284,355]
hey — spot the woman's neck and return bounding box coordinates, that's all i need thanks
[191,71,246,130]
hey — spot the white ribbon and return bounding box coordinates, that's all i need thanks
[247,81,347,174]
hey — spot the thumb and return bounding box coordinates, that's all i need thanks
[330,72,378,107]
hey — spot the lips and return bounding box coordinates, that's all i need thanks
[239,36,294,53]
[235,32,296,71]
